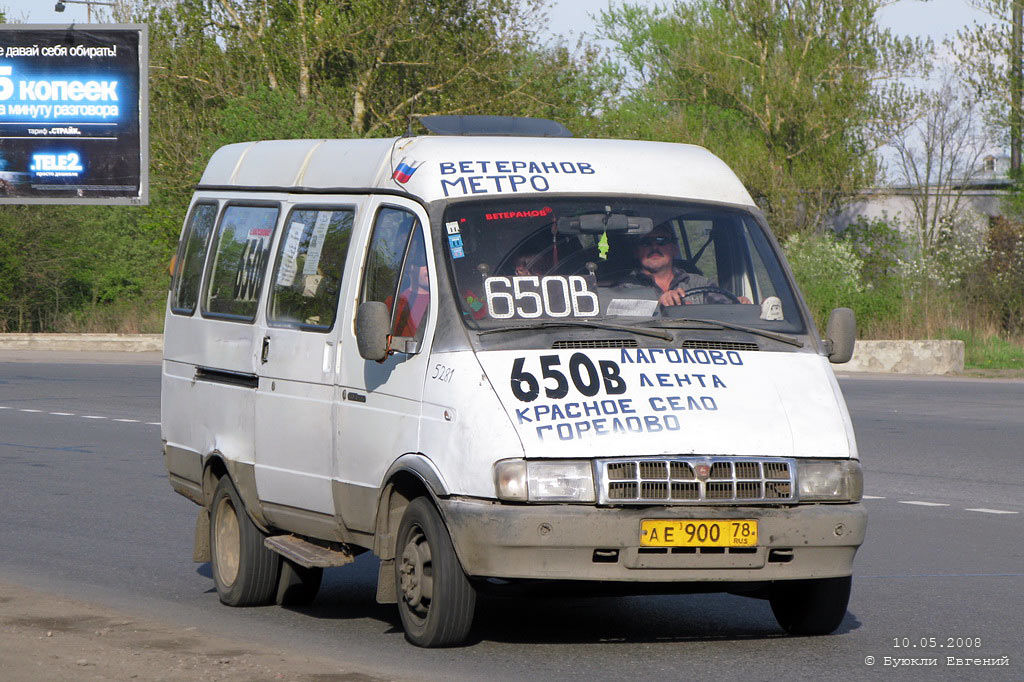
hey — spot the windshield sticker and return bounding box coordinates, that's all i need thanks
[447,233,465,259]
[485,207,553,221]
[392,157,422,184]
[439,160,595,197]
[445,221,461,235]
[606,298,658,317]
[504,350,743,442]
[484,275,599,319]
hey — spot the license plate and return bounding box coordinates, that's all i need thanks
[640,519,758,547]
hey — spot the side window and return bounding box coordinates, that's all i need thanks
[203,204,280,321]
[360,207,430,342]
[745,223,778,302]
[682,220,718,281]
[268,207,354,330]
[170,203,217,315]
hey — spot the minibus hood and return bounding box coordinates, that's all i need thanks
[475,348,855,460]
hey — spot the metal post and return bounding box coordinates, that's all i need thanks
[1012,0,1022,172]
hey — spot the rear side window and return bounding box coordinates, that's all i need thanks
[360,207,429,342]
[171,203,217,315]
[203,204,280,322]
[267,207,354,331]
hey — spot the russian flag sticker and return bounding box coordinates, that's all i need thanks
[392,158,422,184]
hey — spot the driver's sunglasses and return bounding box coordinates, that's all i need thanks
[638,235,673,247]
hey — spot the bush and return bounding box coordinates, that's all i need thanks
[783,232,866,330]
[984,217,1024,334]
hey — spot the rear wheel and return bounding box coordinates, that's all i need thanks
[394,497,476,647]
[769,576,851,635]
[210,477,280,606]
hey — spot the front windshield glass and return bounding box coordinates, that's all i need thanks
[442,198,806,334]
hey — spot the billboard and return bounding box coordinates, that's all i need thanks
[0,24,147,205]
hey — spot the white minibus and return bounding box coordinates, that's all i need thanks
[162,116,864,647]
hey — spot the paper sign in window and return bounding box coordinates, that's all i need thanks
[302,211,332,276]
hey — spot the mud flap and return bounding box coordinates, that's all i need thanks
[193,507,211,563]
[375,558,396,603]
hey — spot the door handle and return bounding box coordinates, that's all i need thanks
[261,335,270,364]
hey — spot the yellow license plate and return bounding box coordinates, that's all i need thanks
[640,519,758,547]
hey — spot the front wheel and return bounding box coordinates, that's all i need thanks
[394,497,476,647]
[209,477,281,606]
[769,576,851,636]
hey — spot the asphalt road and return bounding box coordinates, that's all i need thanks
[0,354,1020,681]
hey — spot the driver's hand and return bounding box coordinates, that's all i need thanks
[659,288,687,306]
[738,296,752,304]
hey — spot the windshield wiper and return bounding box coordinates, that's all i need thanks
[477,319,673,341]
[634,317,803,347]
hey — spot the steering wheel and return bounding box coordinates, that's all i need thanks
[674,285,742,304]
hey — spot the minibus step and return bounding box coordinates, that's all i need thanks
[264,534,356,568]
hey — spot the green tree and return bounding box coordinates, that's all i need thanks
[599,0,927,237]
[0,0,610,332]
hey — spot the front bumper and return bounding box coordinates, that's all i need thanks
[441,498,866,582]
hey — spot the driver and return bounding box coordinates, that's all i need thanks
[623,225,745,306]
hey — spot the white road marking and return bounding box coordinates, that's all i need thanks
[146,422,160,426]
[0,406,10,409]
[965,508,1019,515]
[81,415,107,420]
[113,418,139,423]
[899,501,950,507]
[18,408,42,413]
[49,412,74,416]
[863,495,886,499]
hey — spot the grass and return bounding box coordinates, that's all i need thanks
[946,329,1024,370]
[52,297,166,334]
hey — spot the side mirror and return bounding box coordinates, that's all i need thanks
[355,301,391,362]
[825,307,856,364]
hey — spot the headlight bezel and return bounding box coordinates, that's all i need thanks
[797,459,863,502]
[494,458,596,503]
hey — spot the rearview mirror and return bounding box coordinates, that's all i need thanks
[355,301,391,362]
[825,307,856,364]
[557,214,653,235]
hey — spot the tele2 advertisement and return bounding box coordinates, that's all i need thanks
[0,25,147,204]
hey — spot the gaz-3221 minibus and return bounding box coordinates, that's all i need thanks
[162,116,864,647]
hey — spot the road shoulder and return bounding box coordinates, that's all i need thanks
[0,580,394,682]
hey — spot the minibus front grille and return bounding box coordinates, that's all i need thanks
[552,339,638,349]
[681,340,760,351]
[595,457,796,505]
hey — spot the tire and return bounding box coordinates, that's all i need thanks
[209,477,281,606]
[394,497,476,647]
[769,576,851,636]
[276,559,323,606]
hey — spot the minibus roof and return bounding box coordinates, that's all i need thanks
[198,136,756,207]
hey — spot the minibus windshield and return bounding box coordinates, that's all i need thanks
[442,198,807,335]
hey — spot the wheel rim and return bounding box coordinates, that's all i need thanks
[213,495,241,587]
[398,524,433,621]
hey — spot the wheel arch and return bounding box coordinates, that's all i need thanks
[200,451,269,530]
[373,453,450,561]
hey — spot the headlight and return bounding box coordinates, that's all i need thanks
[494,459,596,503]
[797,459,863,502]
